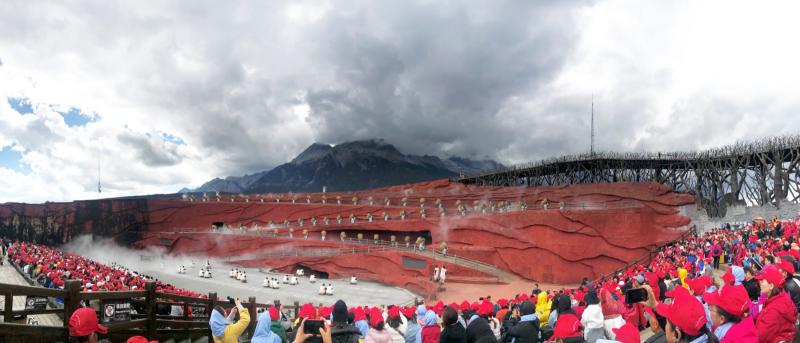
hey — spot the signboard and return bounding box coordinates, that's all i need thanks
[101,300,132,324]
[25,296,47,310]
[402,256,426,269]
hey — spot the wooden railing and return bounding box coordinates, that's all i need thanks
[0,278,300,342]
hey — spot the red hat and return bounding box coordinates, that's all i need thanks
[756,267,786,287]
[402,307,416,319]
[388,306,401,319]
[269,307,280,321]
[298,303,316,319]
[655,287,707,336]
[497,299,509,307]
[460,301,471,312]
[778,260,796,275]
[126,336,157,343]
[478,301,494,316]
[612,323,640,343]
[664,284,690,299]
[434,301,444,311]
[687,276,712,295]
[68,307,108,337]
[702,285,749,317]
[353,307,367,321]
[318,306,332,319]
[548,314,582,341]
[721,272,735,285]
[470,302,480,311]
[369,309,384,328]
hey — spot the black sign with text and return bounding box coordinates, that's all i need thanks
[101,300,132,323]
[25,296,47,310]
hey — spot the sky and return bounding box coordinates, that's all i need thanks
[1,0,799,203]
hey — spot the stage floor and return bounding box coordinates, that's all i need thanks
[143,260,417,307]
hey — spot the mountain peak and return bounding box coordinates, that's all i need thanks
[187,139,504,193]
[291,143,334,164]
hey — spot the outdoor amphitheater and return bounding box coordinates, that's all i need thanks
[2,136,800,342]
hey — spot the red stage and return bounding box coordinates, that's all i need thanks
[0,180,695,297]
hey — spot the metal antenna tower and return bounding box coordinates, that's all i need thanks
[97,159,102,198]
[590,95,595,156]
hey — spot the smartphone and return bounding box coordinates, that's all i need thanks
[625,287,648,304]
[304,319,324,335]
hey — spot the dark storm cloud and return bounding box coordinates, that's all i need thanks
[305,1,590,159]
[118,132,183,167]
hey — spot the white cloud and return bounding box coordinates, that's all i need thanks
[0,0,799,202]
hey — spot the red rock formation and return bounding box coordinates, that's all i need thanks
[0,181,695,287]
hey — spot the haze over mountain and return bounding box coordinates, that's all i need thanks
[184,139,503,194]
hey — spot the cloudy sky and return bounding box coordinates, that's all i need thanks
[1,0,799,203]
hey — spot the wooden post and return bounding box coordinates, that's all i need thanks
[145,281,156,340]
[246,296,257,338]
[3,291,12,324]
[64,280,82,342]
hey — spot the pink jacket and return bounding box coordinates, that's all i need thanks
[365,328,394,343]
[721,316,757,343]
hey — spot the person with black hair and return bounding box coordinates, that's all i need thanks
[386,307,406,343]
[403,309,420,343]
[500,303,520,341]
[366,308,392,343]
[580,292,604,343]
[702,285,756,342]
[776,260,800,312]
[653,287,718,343]
[440,306,467,343]
[505,300,539,343]
[642,307,667,343]
[466,303,494,343]
[742,267,761,301]
[755,268,796,343]
[330,300,361,343]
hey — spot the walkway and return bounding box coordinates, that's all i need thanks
[0,257,63,326]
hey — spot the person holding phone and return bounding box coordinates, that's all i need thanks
[505,300,539,343]
[293,318,333,343]
[209,298,251,343]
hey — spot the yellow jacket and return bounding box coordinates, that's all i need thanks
[213,308,251,343]
[678,268,689,288]
[535,292,551,328]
